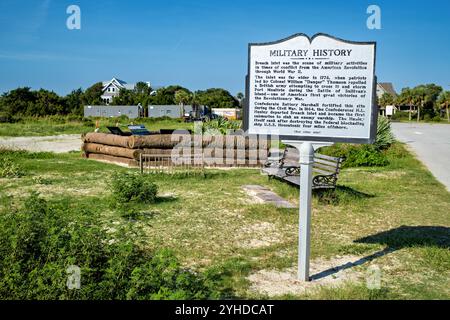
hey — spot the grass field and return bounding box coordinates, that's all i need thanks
[0,116,194,137]
[0,142,449,299]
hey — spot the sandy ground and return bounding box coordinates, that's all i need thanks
[247,254,378,296]
[0,134,82,153]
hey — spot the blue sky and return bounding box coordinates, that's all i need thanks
[0,0,449,96]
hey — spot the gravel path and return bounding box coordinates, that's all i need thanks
[0,134,82,153]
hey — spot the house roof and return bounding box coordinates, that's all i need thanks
[378,82,397,97]
[102,78,135,92]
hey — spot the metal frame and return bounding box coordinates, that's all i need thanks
[243,33,378,144]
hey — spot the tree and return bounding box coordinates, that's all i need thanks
[31,89,65,116]
[134,82,151,96]
[412,84,442,122]
[133,82,152,117]
[150,85,191,105]
[64,88,84,115]
[82,82,104,105]
[111,88,135,106]
[378,92,394,108]
[174,90,192,117]
[195,88,239,109]
[0,87,36,117]
[396,88,416,121]
[437,91,450,122]
[236,92,244,107]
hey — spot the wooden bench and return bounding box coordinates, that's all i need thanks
[261,147,345,189]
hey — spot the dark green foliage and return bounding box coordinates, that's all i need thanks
[64,88,84,116]
[319,117,394,168]
[345,145,389,167]
[391,111,410,121]
[320,144,388,168]
[110,172,158,204]
[150,86,191,105]
[196,88,239,108]
[82,82,104,106]
[0,193,227,299]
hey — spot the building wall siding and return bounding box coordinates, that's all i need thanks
[84,106,140,119]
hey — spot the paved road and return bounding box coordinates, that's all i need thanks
[391,122,450,191]
[0,134,81,153]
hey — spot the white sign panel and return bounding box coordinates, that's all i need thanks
[244,33,377,144]
[386,105,394,116]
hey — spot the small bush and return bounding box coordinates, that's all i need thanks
[0,158,24,178]
[390,111,410,121]
[431,115,442,122]
[0,193,227,299]
[110,172,158,204]
[374,116,395,150]
[344,145,389,167]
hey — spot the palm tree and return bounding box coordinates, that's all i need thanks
[174,90,192,118]
[396,88,415,121]
[437,91,450,122]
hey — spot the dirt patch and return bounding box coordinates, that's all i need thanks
[0,135,81,153]
[237,222,282,249]
[247,255,368,296]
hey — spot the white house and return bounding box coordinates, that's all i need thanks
[100,78,151,105]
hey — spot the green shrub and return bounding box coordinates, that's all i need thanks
[110,172,158,204]
[390,111,410,121]
[374,116,395,150]
[431,115,442,122]
[318,117,393,168]
[0,158,24,178]
[0,193,227,299]
[344,145,389,167]
[202,117,242,135]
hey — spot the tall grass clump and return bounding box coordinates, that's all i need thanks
[110,172,158,204]
[374,116,395,150]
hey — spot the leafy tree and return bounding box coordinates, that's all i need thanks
[64,88,84,115]
[149,85,190,105]
[133,82,152,116]
[31,89,65,116]
[412,84,442,122]
[396,88,416,121]
[236,92,244,107]
[82,82,104,105]
[378,92,394,108]
[0,87,36,117]
[437,91,450,122]
[196,88,239,109]
[174,90,192,116]
[111,88,135,106]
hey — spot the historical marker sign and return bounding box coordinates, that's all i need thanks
[244,33,377,144]
[244,33,377,281]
